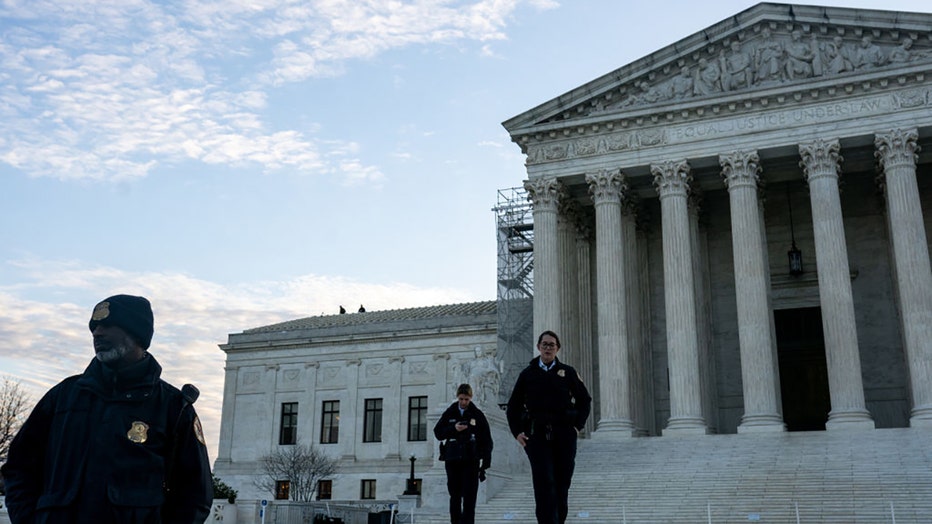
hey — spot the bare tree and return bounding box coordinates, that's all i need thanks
[0,377,31,464]
[255,442,339,502]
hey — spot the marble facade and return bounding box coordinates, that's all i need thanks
[503,3,932,437]
[212,302,526,510]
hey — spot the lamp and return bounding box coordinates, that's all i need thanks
[404,455,419,495]
[787,186,803,275]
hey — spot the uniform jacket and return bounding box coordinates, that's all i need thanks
[1,354,213,524]
[506,356,592,437]
[433,401,493,464]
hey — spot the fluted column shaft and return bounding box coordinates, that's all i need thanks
[799,139,874,429]
[721,151,785,432]
[875,129,932,426]
[688,189,717,433]
[586,169,636,435]
[622,199,648,436]
[558,200,581,369]
[575,225,597,435]
[525,178,564,341]
[652,160,707,434]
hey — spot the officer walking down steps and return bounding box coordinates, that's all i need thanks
[507,330,592,524]
[1,294,213,524]
[433,383,493,524]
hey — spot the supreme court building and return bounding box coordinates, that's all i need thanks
[502,2,932,438]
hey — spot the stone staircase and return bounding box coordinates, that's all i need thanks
[468,428,932,523]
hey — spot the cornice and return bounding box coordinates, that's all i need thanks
[516,67,930,152]
[507,5,932,155]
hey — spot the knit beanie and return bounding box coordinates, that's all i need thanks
[88,294,155,350]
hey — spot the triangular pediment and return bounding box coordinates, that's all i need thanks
[504,2,932,142]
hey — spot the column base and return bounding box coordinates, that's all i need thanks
[596,418,637,435]
[826,409,875,430]
[662,416,708,436]
[909,404,932,427]
[738,413,786,433]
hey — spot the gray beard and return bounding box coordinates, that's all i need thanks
[96,343,130,365]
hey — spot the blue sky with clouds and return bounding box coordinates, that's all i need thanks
[2,0,928,460]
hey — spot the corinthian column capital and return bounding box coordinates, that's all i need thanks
[720,150,762,191]
[524,177,565,212]
[799,138,843,183]
[558,197,581,222]
[875,128,920,172]
[585,168,627,205]
[651,160,691,199]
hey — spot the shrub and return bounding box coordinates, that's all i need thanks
[212,474,238,503]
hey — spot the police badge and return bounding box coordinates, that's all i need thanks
[193,416,206,445]
[92,301,111,321]
[127,421,149,443]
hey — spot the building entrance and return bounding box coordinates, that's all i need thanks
[775,307,831,431]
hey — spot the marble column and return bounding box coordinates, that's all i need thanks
[558,199,581,369]
[621,196,648,436]
[651,160,707,434]
[586,168,636,435]
[875,129,932,426]
[688,188,718,433]
[525,177,565,341]
[575,222,597,435]
[637,224,657,434]
[798,139,874,430]
[721,150,785,433]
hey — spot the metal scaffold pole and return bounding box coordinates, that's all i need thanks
[492,187,535,405]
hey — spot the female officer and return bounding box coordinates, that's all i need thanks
[433,383,493,524]
[506,330,592,524]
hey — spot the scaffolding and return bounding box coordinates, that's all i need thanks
[493,186,534,404]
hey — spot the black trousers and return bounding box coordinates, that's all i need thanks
[524,426,578,524]
[444,459,480,524]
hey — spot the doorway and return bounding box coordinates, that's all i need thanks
[774,307,831,431]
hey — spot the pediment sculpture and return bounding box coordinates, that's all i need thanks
[584,26,929,117]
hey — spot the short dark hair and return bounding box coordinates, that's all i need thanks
[537,330,561,348]
[456,384,473,397]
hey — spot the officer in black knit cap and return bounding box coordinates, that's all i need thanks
[2,294,214,524]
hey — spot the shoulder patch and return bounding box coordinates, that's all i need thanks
[193,415,206,445]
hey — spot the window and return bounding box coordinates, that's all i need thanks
[320,400,340,444]
[407,396,428,441]
[363,398,383,443]
[279,402,298,445]
[361,479,376,500]
[317,480,333,500]
[275,480,290,500]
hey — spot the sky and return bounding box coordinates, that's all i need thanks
[1,0,929,462]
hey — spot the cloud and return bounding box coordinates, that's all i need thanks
[0,0,554,182]
[0,256,482,459]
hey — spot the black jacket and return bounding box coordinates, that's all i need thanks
[433,401,493,464]
[1,354,213,524]
[506,356,592,437]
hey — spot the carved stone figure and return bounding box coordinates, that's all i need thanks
[619,80,666,107]
[853,36,885,70]
[671,66,694,99]
[888,37,913,63]
[784,30,816,80]
[721,41,752,91]
[823,36,852,75]
[753,27,783,84]
[694,57,722,95]
[456,347,502,408]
